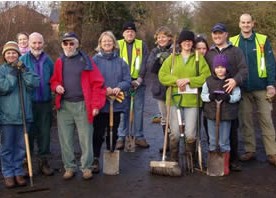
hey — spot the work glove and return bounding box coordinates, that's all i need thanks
[11,60,27,72]
[217,93,230,102]
[131,77,143,90]
[209,93,217,101]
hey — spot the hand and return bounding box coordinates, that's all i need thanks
[11,60,27,72]
[217,93,230,102]
[92,109,99,116]
[176,78,190,89]
[266,86,276,102]
[131,80,140,89]
[209,93,217,101]
[223,78,237,93]
[56,85,65,94]
[106,87,113,96]
[112,87,121,96]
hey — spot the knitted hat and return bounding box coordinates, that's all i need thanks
[62,32,79,42]
[213,54,228,69]
[178,30,195,44]
[211,23,227,32]
[122,21,136,32]
[2,41,21,56]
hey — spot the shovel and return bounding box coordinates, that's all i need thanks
[103,97,120,175]
[124,91,135,152]
[207,99,225,176]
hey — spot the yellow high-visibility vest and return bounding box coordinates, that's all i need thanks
[230,33,267,78]
[118,39,143,79]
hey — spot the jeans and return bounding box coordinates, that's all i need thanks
[57,101,93,172]
[207,119,231,152]
[169,106,197,143]
[0,124,29,177]
[29,101,52,158]
[239,90,276,155]
[118,85,146,140]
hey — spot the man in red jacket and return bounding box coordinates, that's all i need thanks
[50,32,106,180]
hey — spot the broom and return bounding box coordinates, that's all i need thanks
[150,36,181,176]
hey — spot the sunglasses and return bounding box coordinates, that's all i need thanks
[63,41,75,46]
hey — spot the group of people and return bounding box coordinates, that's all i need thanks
[1,12,276,188]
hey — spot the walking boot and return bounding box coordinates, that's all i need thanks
[159,125,170,153]
[267,154,276,167]
[39,158,54,176]
[170,139,179,162]
[92,158,100,174]
[4,177,15,188]
[224,152,230,176]
[185,140,196,172]
[15,176,27,186]
[239,152,256,162]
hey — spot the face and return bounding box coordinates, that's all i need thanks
[29,35,44,57]
[239,14,254,34]
[180,40,193,52]
[157,33,171,48]
[101,35,114,52]
[18,34,29,48]
[211,31,228,47]
[196,42,208,56]
[62,40,78,57]
[123,29,136,43]
[4,50,19,64]
[214,66,227,78]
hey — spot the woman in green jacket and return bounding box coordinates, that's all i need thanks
[158,30,210,162]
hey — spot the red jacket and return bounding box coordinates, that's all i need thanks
[50,53,106,123]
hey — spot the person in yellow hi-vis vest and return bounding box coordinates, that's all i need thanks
[230,13,276,167]
[116,21,150,149]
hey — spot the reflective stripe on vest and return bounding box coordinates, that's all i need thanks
[118,39,143,79]
[230,33,267,78]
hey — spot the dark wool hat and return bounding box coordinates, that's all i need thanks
[178,30,195,44]
[122,21,136,32]
[62,32,79,42]
[211,23,227,32]
[213,54,228,69]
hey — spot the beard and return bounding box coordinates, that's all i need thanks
[64,49,77,57]
[31,49,43,57]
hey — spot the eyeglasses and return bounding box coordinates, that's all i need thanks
[63,42,75,46]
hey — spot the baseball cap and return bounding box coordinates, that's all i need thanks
[211,23,227,33]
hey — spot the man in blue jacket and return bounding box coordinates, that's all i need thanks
[20,32,54,176]
[230,13,276,167]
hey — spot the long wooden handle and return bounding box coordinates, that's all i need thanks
[215,100,222,150]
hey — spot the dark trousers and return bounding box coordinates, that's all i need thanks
[29,101,52,157]
[230,119,239,163]
[93,112,121,158]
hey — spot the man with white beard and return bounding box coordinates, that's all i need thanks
[20,32,54,176]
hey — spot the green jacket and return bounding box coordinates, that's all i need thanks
[158,52,211,107]
[0,63,40,124]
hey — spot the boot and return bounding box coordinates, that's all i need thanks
[159,125,170,153]
[39,158,54,176]
[224,152,230,176]
[185,140,196,159]
[170,138,179,162]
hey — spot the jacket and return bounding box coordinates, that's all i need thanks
[50,51,106,123]
[158,52,211,107]
[205,43,248,87]
[92,51,131,113]
[201,75,241,120]
[0,62,40,124]
[20,51,54,102]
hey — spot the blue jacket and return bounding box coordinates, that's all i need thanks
[92,51,131,113]
[20,51,54,102]
[0,62,40,124]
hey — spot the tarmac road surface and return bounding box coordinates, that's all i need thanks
[1,75,276,198]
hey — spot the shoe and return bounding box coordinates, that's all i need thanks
[115,140,124,150]
[135,139,150,148]
[82,169,93,180]
[92,158,100,174]
[39,159,54,176]
[4,177,15,188]
[239,152,256,161]
[230,161,242,172]
[267,154,276,166]
[15,175,27,186]
[63,170,75,180]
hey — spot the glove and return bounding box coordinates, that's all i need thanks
[217,93,230,102]
[131,80,140,89]
[209,93,217,101]
[11,60,27,72]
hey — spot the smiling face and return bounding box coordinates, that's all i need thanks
[29,34,44,57]
[61,39,78,57]
[101,35,114,53]
[123,29,136,43]
[156,33,171,48]
[17,34,29,48]
[4,50,19,64]
[214,65,227,78]
[211,31,228,48]
[239,14,254,35]
[196,41,208,56]
[180,40,193,52]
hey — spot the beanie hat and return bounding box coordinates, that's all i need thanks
[213,54,228,69]
[2,41,21,56]
[122,21,136,32]
[178,30,195,44]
